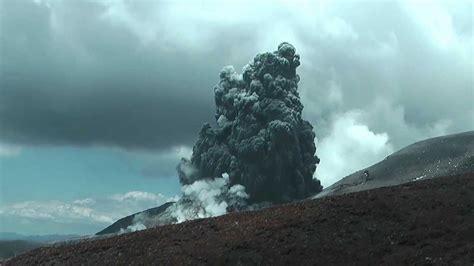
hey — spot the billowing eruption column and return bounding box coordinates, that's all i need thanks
[178,43,322,203]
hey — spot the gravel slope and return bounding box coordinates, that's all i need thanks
[96,202,175,236]
[317,131,474,198]
[6,173,474,265]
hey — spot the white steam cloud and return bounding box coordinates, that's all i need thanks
[118,173,249,234]
[170,173,249,223]
[316,111,394,187]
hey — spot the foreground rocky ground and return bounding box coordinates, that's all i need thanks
[6,173,474,265]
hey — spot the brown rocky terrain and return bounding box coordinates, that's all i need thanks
[92,131,474,237]
[5,173,474,265]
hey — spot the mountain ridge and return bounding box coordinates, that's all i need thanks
[95,131,474,236]
[6,173,474,265]
[316,131,474,197]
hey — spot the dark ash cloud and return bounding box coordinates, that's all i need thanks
[178,43,322,203]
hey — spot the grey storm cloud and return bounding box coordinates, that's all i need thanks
[0,0,257,149]
[0,0,472,153]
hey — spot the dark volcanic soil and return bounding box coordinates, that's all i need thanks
[6,173,474,265]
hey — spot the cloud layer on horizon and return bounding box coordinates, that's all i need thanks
[0,190,175,235]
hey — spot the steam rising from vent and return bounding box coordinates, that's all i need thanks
[170,173,249,223]
[117,173,249,233]
[178,42,322,204]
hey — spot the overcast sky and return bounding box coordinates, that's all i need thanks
[0,0,472,235]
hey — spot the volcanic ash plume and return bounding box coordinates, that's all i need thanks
[178,42,322,204]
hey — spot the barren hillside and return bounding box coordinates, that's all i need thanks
[6,173,474,265]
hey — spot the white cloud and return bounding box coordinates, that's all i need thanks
[321,17,359,41]
[316,111,394,187]
[2,200,112,224]
[110,191,167,203]
[0,143,22,157]
[401,0,461,49]
[314,98,461,187]
[72,198,96,206]
[0,191,175,234]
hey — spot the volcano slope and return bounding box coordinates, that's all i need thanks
[95,202,175,235]
[317,131,474,198]
[6,173,474,265]
[95,131,474,236]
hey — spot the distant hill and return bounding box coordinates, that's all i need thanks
[0,240,43,261]
[0,232,81,243]
[316,131,474,197]
[0,233,83,261]
[96,201,175,235]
